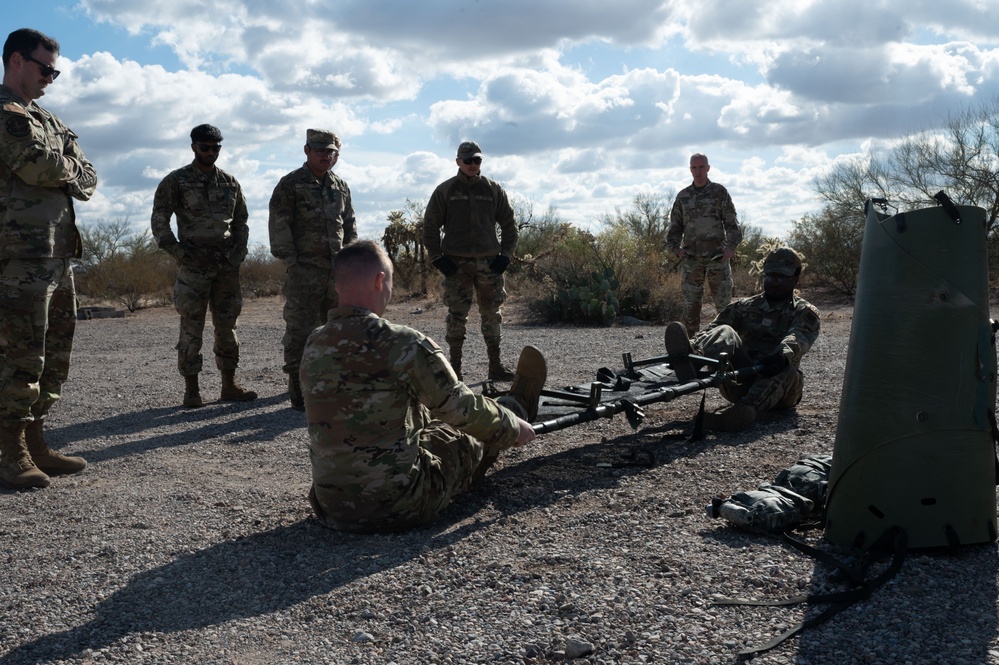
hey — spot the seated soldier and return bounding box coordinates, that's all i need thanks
[301,239,545,533]
[664,247,820,432]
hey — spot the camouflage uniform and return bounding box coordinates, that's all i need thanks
[268,165,357,373]
[692,292,820,413]
[301,305,520,533]
[0,83,96,428]
[151,163,249,375]
[666,180,741,334]
[423,170,517,351]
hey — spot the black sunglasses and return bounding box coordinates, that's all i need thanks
[20,52,60,80]
[195,143,222,153]
[462,157,482,165]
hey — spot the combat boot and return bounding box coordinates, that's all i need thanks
[448,341,463,381]
[500,345,547,422]
[220,369,258,402]
[486,341,515,381]
[183,374,204,408]
[664,321,697,383]
[0,425,50,489]
[703,403,757,432]
[288,373,305,411]
[24,419,87,475]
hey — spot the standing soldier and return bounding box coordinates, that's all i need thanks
[422,140,518,381]
[0,28,95,488]
[268,129,357,410]
[666,153,742,336]
[151,124,257,408]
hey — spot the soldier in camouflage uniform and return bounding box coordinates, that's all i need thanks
[665,247,820,432]
[666,153,742,336]
[422,140,519,382]
[0,29,95,488]
[151,124,257,408]
[269,129,357,411]
[301,240,545,533]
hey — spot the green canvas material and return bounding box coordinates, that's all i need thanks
[825,202,996,550]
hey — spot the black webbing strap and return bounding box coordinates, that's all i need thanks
[933,190,962,224]
[711,527,908,659]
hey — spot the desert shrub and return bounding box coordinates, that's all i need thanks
[84,243,175,311]
[383,201,429,296]
[787,207,863,296]
[240,244,285,297]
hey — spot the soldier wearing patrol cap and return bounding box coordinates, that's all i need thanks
[664,246,820,432]
[0,28,96,488]
[269,128,357,410]
[422,140,519,382]
[151,123,258,408]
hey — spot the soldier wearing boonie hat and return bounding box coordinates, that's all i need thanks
[664,245,819,433]
[268,128,357,410]
[422,140,520,382]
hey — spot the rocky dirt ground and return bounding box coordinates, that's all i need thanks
[1,292,998,664]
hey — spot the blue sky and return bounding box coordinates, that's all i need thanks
[6,1,999,249]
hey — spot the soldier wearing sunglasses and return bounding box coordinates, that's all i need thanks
[151,124,257,408]
[0,28,97,488]
[422,141,519,382]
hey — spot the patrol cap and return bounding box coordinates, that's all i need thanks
[764,247,803,277]
[457,141,482,159]
[307,129,340,151]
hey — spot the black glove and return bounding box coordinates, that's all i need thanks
[489,254,511,274]
[432,255,459,277]
[759,350,790,377]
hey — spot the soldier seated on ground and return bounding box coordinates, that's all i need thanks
[664,247,820,432]
[300,240,546,533]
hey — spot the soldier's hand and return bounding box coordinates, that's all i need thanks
[515,419,536,446]
[489,254,511,274]
[432,256,459,277]
[759,350,790,377]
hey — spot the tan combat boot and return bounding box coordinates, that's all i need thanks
[703,403,757,432]
[486,340,515,381]
[288,373,305,411]
[24,419,87,475]
[220,369,258,402]
[0,425,50,489]
[183,374,203,408]
[448,340,463,382]
[664,321,697,383]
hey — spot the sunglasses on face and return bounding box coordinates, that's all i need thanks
[462,157,482,165]
[195,143,222,153]
[20,52,60,80]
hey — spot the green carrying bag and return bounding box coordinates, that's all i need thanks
[825,196,997,550]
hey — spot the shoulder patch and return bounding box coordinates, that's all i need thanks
[4,115,30,138]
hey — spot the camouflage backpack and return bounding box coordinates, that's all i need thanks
[707,454,833,534]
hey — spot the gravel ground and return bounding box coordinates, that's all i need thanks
[2,293,999,665]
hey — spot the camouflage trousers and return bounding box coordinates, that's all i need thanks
[679,255,733,335]
[694,324,803,412]
[173,260,243,376]
[442,256,507,348]
[281,263,336,373]
[0,258,76,427]
[310,407,490,533]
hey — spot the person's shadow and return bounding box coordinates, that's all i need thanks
[0,419,733,664]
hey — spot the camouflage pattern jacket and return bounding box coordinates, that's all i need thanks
[695,292,820,368]
[150,162,249,267]
[422,171,518,259]
[301,306,520,521]
[0,84,96,259]
[268,165,357,268]
[666,180,741,258]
